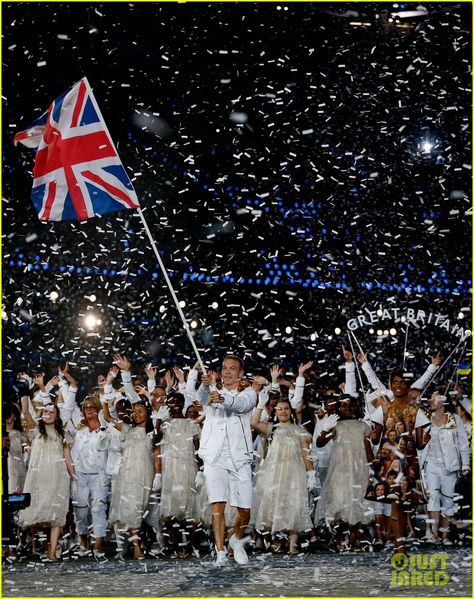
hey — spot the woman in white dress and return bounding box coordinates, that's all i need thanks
[107,400,160,560]
[251,398,315,554]
[313,395,372,551]
[156,392,202,557]
[5,403,29,494]
[18,403,76,561]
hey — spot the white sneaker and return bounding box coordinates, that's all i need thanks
[93,550,108,564]
[423,528,434,540]
[229,534,250,565]
[442,539,454,546]
[77,546,90,557]
[215,550,228,567]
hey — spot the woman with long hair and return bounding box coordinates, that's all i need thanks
[18,403,76,561]
[5,403,30,494]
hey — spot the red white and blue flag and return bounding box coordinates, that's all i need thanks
[14,77,139,221]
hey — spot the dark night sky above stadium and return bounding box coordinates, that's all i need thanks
[2,2,472,393]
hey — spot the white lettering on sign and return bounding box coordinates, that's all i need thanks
[345,308,470,340]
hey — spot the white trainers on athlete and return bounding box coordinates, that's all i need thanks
[229,534,250,565]
[215,549,228,567]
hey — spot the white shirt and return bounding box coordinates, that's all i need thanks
[71,426,108,474]
[426,423,445,465]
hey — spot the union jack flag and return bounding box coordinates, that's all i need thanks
[14,77,139,221]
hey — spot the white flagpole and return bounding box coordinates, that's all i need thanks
[443,340,467,397]
[137,207,207,374]
[402,322,410,370]
[346,329,372,424]
[418,335,466,400]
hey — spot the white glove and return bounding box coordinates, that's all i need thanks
[44,382,54,393]
[321,413,340,433]
[306,470,317,492]
[194,470,205,491]
[156,406,170,422]
[101,390,114,404]
[120,370,132,384]
[20,374,34,389]
[152,473,162,492]
[257,385,271,410]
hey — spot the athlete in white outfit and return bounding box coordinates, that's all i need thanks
[197,356,262,566]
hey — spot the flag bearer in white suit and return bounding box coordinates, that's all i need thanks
[197,356,262,566]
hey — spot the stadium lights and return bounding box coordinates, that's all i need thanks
[49,290,59,301]
[422,141,433,154]
[285,326,293,335]
[179,300,186,308]
[349,21,372,26]
[391,9,428,19]
[84,314,101,330]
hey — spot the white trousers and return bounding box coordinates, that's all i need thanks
[425,461,458,517]
[73,471,110,538]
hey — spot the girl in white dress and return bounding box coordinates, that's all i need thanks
[157,392,202,557]
[314,395,372,551]
[18,403,76,561]
[107,400,160,560]
[251,399,315,554]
